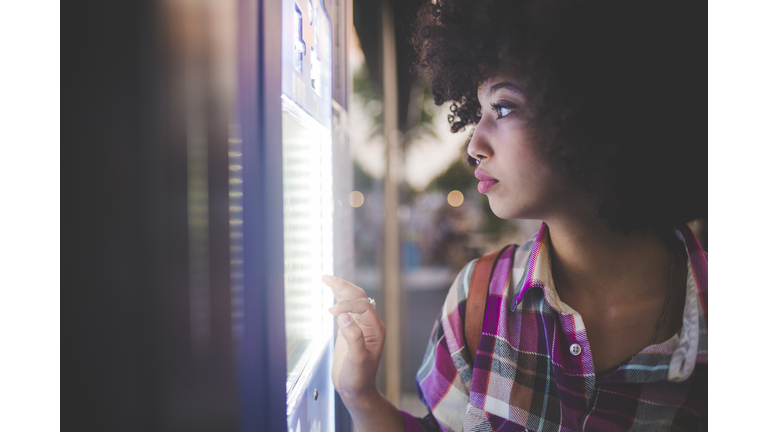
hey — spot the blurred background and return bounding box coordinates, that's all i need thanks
[66,0,707,431]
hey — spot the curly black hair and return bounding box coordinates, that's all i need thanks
[412,0,706,233]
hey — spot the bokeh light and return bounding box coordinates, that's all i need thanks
[447,190,464,207]
[350,191,365,208]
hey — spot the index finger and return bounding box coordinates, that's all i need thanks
[329,298,383,329]
[322,275,368,300]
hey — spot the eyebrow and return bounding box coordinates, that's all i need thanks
[489,82,524,95]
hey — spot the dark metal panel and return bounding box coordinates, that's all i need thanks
[65,1,155,427]
[66,0,241,430]
[153,2,240,429]
[237,0,287,430]
[332,101,355,432]
[327,0,349,110]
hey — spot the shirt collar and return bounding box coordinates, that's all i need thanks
[513,223,574,314]
[512,222,708,380]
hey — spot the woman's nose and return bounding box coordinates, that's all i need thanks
[466,120,492,163]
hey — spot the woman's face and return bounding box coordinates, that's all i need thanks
[467,75,583,221]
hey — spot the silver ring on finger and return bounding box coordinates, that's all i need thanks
[367,297,376,310]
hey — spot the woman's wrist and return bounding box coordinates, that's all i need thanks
[339,386,385,411]
[341,389,406,432]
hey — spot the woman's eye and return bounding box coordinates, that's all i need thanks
[490,103,513,119]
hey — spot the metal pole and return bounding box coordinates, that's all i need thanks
[381,0,401,407]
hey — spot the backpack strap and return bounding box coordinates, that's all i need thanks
[465,245,510,365]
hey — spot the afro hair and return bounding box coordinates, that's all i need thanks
[412,0,706,233]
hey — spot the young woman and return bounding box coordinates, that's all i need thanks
[324,1,707,430]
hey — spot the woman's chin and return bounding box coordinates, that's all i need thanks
[488,197,539,221]
[488,200,519,220]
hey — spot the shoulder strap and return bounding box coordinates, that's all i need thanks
[465,245,510,365]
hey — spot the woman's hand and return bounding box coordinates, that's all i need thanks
[323,275,386,403]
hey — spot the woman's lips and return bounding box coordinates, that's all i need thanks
[474,170,499,194]
[477,180,499,193]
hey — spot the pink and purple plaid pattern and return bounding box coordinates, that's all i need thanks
[401,223,707,431]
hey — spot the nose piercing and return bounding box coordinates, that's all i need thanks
[468,156,480,167]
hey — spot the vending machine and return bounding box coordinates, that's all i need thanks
[68,0,353,430]
[281,0,337,431]
[236,0,353,430]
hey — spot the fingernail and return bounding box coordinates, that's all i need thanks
[339,313,353,327]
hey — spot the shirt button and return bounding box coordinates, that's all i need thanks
[570,343,582,356]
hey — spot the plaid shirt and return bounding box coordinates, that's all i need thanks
[401,223,707,431]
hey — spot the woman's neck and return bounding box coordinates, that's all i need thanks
[544,214,671,303]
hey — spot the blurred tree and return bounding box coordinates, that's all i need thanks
[352,64,383,140]
[426,158,475,193]
[353,160,375,193]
